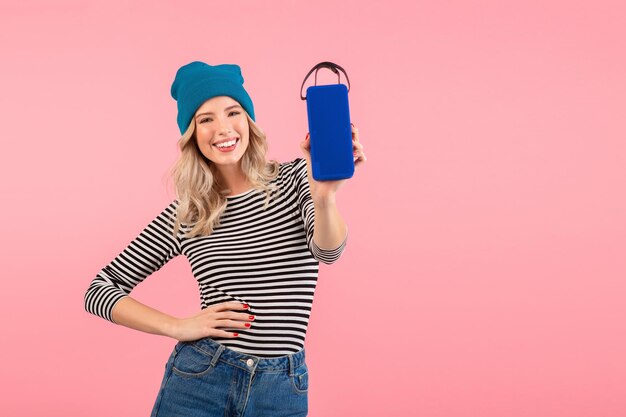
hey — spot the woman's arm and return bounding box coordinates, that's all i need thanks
[312,196,348,250]
[112,296,253,342]
[110,295,178,337]
[299,122,365,255]
[84,201,181,323]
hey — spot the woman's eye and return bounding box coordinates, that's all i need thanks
[199,112,239,124]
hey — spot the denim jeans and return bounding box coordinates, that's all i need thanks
[150,337,308,417]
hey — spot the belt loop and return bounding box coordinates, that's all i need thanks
[173,341,184,358]
[288,354,295,376]
[211,344,225,367]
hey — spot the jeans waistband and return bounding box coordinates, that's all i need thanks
[174,337,306,374]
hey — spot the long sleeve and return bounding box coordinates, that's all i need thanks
[84,200,182,323]
[292,157,348,265]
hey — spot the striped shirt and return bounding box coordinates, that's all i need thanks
[84,157,348,357]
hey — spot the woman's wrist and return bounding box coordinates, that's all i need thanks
[312,192,337,208]
[163,316,181,340]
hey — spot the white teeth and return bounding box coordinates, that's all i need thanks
[215,139,237,148]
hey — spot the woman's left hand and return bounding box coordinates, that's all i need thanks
[299,123,367,202]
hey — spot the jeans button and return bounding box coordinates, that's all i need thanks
[246,358,254,367]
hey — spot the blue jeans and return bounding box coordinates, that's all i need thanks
[150,337,309,417]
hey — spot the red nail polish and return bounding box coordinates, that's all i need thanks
[249,315,255,320]
[242,304,249,309]
[233,333,239,337]
[245,323,251,327]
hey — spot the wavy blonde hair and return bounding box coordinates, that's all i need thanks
[167,111,280,239]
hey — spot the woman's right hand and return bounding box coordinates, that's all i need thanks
[170,302,254,342]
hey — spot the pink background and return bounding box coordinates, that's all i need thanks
[1,1,625,416]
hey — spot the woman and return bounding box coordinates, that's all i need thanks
[84,61,367,417]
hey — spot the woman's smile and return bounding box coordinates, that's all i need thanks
[213,137,240,152]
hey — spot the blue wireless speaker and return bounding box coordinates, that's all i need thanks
[300,62,354,181]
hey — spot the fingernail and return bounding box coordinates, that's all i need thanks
[242,304,249,309]
[233,333,239,337]
[245,323,251,327]
[249,315,255,320]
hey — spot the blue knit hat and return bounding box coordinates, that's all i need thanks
[170,61,255,135]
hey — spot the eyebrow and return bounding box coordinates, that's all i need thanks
[195,105,242,119]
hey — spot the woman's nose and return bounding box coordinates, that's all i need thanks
[217,120,232,134]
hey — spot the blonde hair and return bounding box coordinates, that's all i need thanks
[167,111,280,239]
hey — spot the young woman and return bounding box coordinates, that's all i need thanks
[84,61,367,417]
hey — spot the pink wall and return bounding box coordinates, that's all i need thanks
[1,1,625,416]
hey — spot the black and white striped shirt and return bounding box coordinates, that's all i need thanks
[84,157,348,357]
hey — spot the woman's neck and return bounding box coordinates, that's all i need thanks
[216,165,253,196]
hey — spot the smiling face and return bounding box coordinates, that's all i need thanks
[193,96,250,170]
